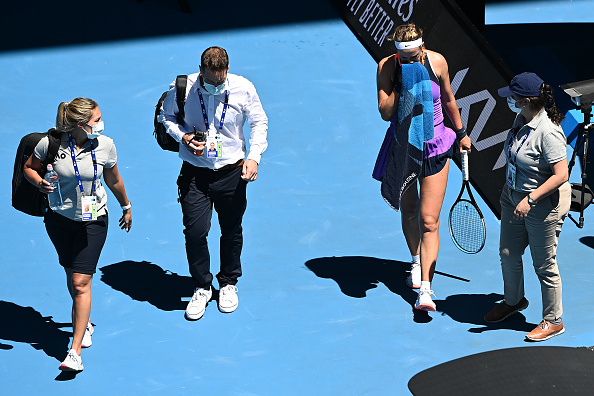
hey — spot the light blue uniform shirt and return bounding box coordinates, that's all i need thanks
[504,108,567,193]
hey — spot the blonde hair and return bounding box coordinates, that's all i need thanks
[392,23,423,43]
[391,23,425,64]
[56,97,98,132]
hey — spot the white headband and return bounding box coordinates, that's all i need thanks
[395,38,423,50]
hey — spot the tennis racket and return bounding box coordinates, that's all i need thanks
[448,150,486,254]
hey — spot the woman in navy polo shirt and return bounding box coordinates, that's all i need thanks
[24,97,132,371]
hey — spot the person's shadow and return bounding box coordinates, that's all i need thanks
[0,300,71,360]
[99,260,195,311]
[305,256,434,323]
[305,256,535,331]
[0,300,79,379]
[433,293,536,333]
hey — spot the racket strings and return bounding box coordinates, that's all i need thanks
[449,201,485,253]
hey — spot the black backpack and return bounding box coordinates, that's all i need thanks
[154,75,188,152]
[12,128,62,216]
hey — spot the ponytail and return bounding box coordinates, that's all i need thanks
[527,84,564,125]
[56,102,69,131]
[542,84,565,125]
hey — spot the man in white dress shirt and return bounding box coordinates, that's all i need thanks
[161,46,268,320]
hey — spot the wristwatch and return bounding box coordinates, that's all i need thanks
[527,195,537,206]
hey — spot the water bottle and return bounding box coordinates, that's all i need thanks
[45,164,63,210]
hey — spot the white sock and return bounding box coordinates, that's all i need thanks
[412,255,420,265]
[420,281,431,292]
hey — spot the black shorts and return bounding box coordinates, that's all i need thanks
[420,142,454,178]
[44,210,108,275]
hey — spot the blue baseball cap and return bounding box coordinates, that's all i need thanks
[498,72,544,98]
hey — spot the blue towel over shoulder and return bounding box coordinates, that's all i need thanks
[373,62,434,211]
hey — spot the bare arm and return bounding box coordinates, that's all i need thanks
[103,164,132,232]
[24,154,53,194]
[377,55,400,121]
[430,51,472,152]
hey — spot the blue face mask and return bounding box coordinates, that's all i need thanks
[507,96,522,114]
[86,121,104,139]
[204,81,226,95]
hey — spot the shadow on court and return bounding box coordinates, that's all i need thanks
[0,301,71,361]
[434,293,536,333]
[1,0,339,52]
[305,256,412,298]
[100,261,194,311]
[579,236,594,249]
[305,256,440,323]
[304,257,537,329]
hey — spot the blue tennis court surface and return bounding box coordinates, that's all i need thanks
[485,0,594,24]
[2,2,594,395]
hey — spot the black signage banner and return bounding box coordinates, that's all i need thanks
[331,0,517,218]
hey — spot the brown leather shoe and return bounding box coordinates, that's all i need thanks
[525,320,565,341]
[484,297,529,323]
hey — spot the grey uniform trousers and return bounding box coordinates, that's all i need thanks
[499,182,571,321]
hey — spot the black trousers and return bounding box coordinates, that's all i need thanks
[177,162,247,289]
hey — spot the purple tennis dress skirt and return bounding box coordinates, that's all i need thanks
[422,121,456,177]
[373,119,456,180]
[373,74,456,181]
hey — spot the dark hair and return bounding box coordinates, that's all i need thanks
[527,84,564,125]
[201,46,229,72]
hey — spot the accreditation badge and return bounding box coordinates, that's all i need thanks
[206,135,223,158]
[507,162,517,189]
[82,195,98,221]
[206,136,219,158]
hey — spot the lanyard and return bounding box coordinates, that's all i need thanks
[507,127,531,165]
[197,86,229,134]
[68,133,98,195]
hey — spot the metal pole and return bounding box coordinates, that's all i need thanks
[578,104,592,228]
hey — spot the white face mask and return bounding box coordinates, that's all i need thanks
[86,121,104,139]
[507,96,522,113]
[204,81,226,95]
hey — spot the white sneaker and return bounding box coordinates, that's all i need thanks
[406,262,421,289]
[185,287,212,320]
[59,349,84,372]
[415,289,436,311]
[81,323,94,348]
[218,285,239,313]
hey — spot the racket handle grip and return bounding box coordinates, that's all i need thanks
[462,150,469,181]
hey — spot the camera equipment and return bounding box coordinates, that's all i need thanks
[192,126,206,143]
[561,79,594,228]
